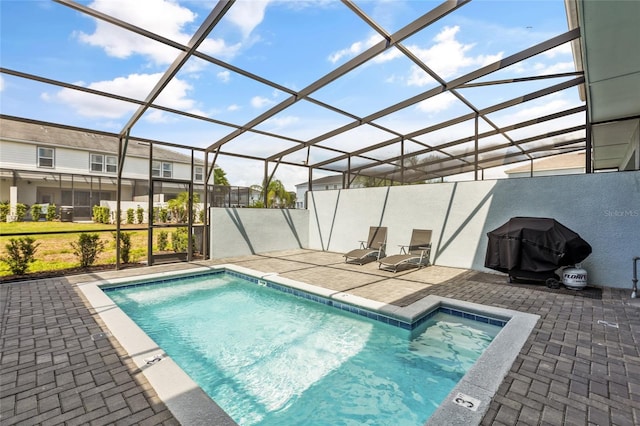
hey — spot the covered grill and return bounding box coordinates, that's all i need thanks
[484,217,592,284]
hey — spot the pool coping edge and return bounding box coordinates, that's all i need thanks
[76,263,540,426]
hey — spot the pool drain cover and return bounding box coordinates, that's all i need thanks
[91,331,112,341]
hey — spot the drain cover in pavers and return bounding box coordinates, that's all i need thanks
[91,331,112,341]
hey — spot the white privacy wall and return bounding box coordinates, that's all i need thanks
[210,171,639,289]
[306,171,640,289]
[210,207,309,258]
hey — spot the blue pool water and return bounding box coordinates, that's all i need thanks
[105,272,503,425]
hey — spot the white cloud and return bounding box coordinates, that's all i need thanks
[328,40,364,64]
[43,73,204,119]
[144,109,172,123]
[217,70,231,83]
[543,43,572,59]
[264,115,299,129]
[416,92,457,114]
[328,34,382,64]
[76,0,243,65]
[251,95,275,108]
[198,38,243,60]
[406,26,504,86]
[533,61,575,75]
[227,104,240,111]
[75,0,195,65]
[226,0,270,38]
[509,97,571,122]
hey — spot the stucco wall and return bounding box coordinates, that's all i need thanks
[209,172,638,288]
[306,171,640,289]
[210,208,309,258]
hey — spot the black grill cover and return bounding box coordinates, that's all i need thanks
[484,217,592,274]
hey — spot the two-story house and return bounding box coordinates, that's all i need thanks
[0,117,209,220]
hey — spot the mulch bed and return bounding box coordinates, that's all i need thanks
[0,263,147,284]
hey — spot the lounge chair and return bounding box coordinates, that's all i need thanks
[344,226,387,265]
[378,229,432,273]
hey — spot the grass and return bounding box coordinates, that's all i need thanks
[0,221,155,277]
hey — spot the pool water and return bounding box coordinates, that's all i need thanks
[106,273,502,425]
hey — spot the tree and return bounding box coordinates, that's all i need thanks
[167,191,200,223]
[250,179,294,208]
[214,167,229,185]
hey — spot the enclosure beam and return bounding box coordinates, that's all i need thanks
[115,129,130,271]
[116,0,235,138]
[147,143,154,267]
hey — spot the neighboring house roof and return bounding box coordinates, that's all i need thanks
[505,152,586,174]
[295,174,343,188]
[0,117,196,164]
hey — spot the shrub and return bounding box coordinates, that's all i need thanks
[172,227,189,252]
[136,206,144,225]
[2,237,39,275]
[71,233,105,268]
[46,204,57,221]
[92,206,111,224]
[30,204,42,221]
[15,203,27,222]
[159,208,169,223]
[112,232,132,264]
[0,202,9,222]
[198,209,205,224]
[92,206,103,223]
[157,231,168,251]
[126,208,134,225]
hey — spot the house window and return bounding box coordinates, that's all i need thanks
[90,154,103,172]
[152,161,172,178]
[106,156,117,173]
[90,153,118,173]
[194,166,204,182]
[38,147,54,168]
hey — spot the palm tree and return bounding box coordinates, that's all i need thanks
[167,191,200,222]
[250,179,294,208]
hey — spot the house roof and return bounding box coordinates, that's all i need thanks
[0,116,195,164]
[295,174,343,188]
[505,152,586,174]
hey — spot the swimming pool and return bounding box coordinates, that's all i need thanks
[104,271,503,425]
[78,265,539,426]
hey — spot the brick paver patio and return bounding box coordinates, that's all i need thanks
[1,250,639,425]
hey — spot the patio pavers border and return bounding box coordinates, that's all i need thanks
[1,250,639,425]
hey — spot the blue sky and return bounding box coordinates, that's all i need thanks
[0,0,584,189]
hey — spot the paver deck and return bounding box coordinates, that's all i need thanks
[2,249,639,425]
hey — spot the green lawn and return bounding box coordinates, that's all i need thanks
[0,222,149,277]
